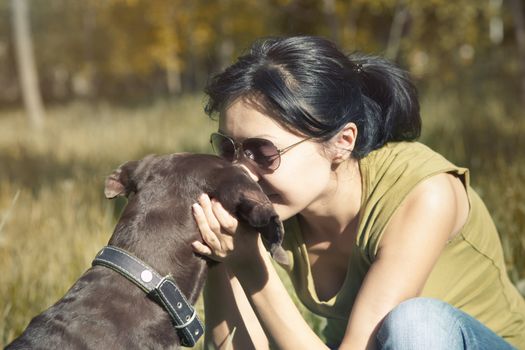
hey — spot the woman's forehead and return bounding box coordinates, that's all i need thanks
[219,100,293,140]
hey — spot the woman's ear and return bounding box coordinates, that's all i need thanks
[331,122,358,163]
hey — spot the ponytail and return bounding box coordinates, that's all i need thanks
[349,53,421,157]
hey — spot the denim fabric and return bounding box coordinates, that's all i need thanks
[375,297,516,350]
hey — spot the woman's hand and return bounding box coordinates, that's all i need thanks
[193,197,326,350]
[191,193,260,264]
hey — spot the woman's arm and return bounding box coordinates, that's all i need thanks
[193,194,328,350]
[339,173,469,349]
[204,263,269,349]
[229,237,329,350]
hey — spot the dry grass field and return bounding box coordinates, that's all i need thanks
[1,94,523,347]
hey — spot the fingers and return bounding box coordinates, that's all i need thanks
[191,241,212,256]
[209,198,239,234]
[191,194,261,265]
[192,196,222,253]
[198,194,223,235]
[191,193,239,261]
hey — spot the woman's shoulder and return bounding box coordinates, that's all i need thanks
[363,141,442,163]
[360,141,464,184]
[357,141,470,258]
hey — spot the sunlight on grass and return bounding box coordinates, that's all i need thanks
[1,94,523,347]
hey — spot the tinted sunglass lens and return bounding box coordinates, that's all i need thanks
[211,134,235,161]
[243,138,280,170]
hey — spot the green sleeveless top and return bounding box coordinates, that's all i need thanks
[280,141,525,348]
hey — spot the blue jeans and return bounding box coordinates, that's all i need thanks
[375,297,516,350]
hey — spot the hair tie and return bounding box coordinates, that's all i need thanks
[353,63,364,74]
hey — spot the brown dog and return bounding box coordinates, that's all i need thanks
[7,153,287,349]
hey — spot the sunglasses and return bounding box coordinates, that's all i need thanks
[210,132,311,171]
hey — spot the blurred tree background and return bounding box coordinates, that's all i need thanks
[1,0,525,347]
[0,0,523,110]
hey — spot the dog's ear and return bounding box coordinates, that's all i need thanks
[236,193,289,266]
[104,160,140,199]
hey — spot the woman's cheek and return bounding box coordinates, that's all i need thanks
[268,177,323,219]
[265,179,305,219]
[266,150,333,218]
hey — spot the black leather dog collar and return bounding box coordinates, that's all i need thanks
[92,246,204,347]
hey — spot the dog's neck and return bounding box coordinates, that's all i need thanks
[106,194,209,305]
[107,232,208,305]
[89,231,208,347]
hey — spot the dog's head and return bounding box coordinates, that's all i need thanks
[104,153,288,268]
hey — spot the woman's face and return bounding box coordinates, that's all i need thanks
[219,97,336,221]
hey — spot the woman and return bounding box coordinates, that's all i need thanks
[190,36,525,349]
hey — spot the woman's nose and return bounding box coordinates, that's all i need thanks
[235,162,260,182]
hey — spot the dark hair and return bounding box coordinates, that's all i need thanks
[204,36,421,159]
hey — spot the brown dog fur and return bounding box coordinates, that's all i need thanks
[7,153,286,349]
